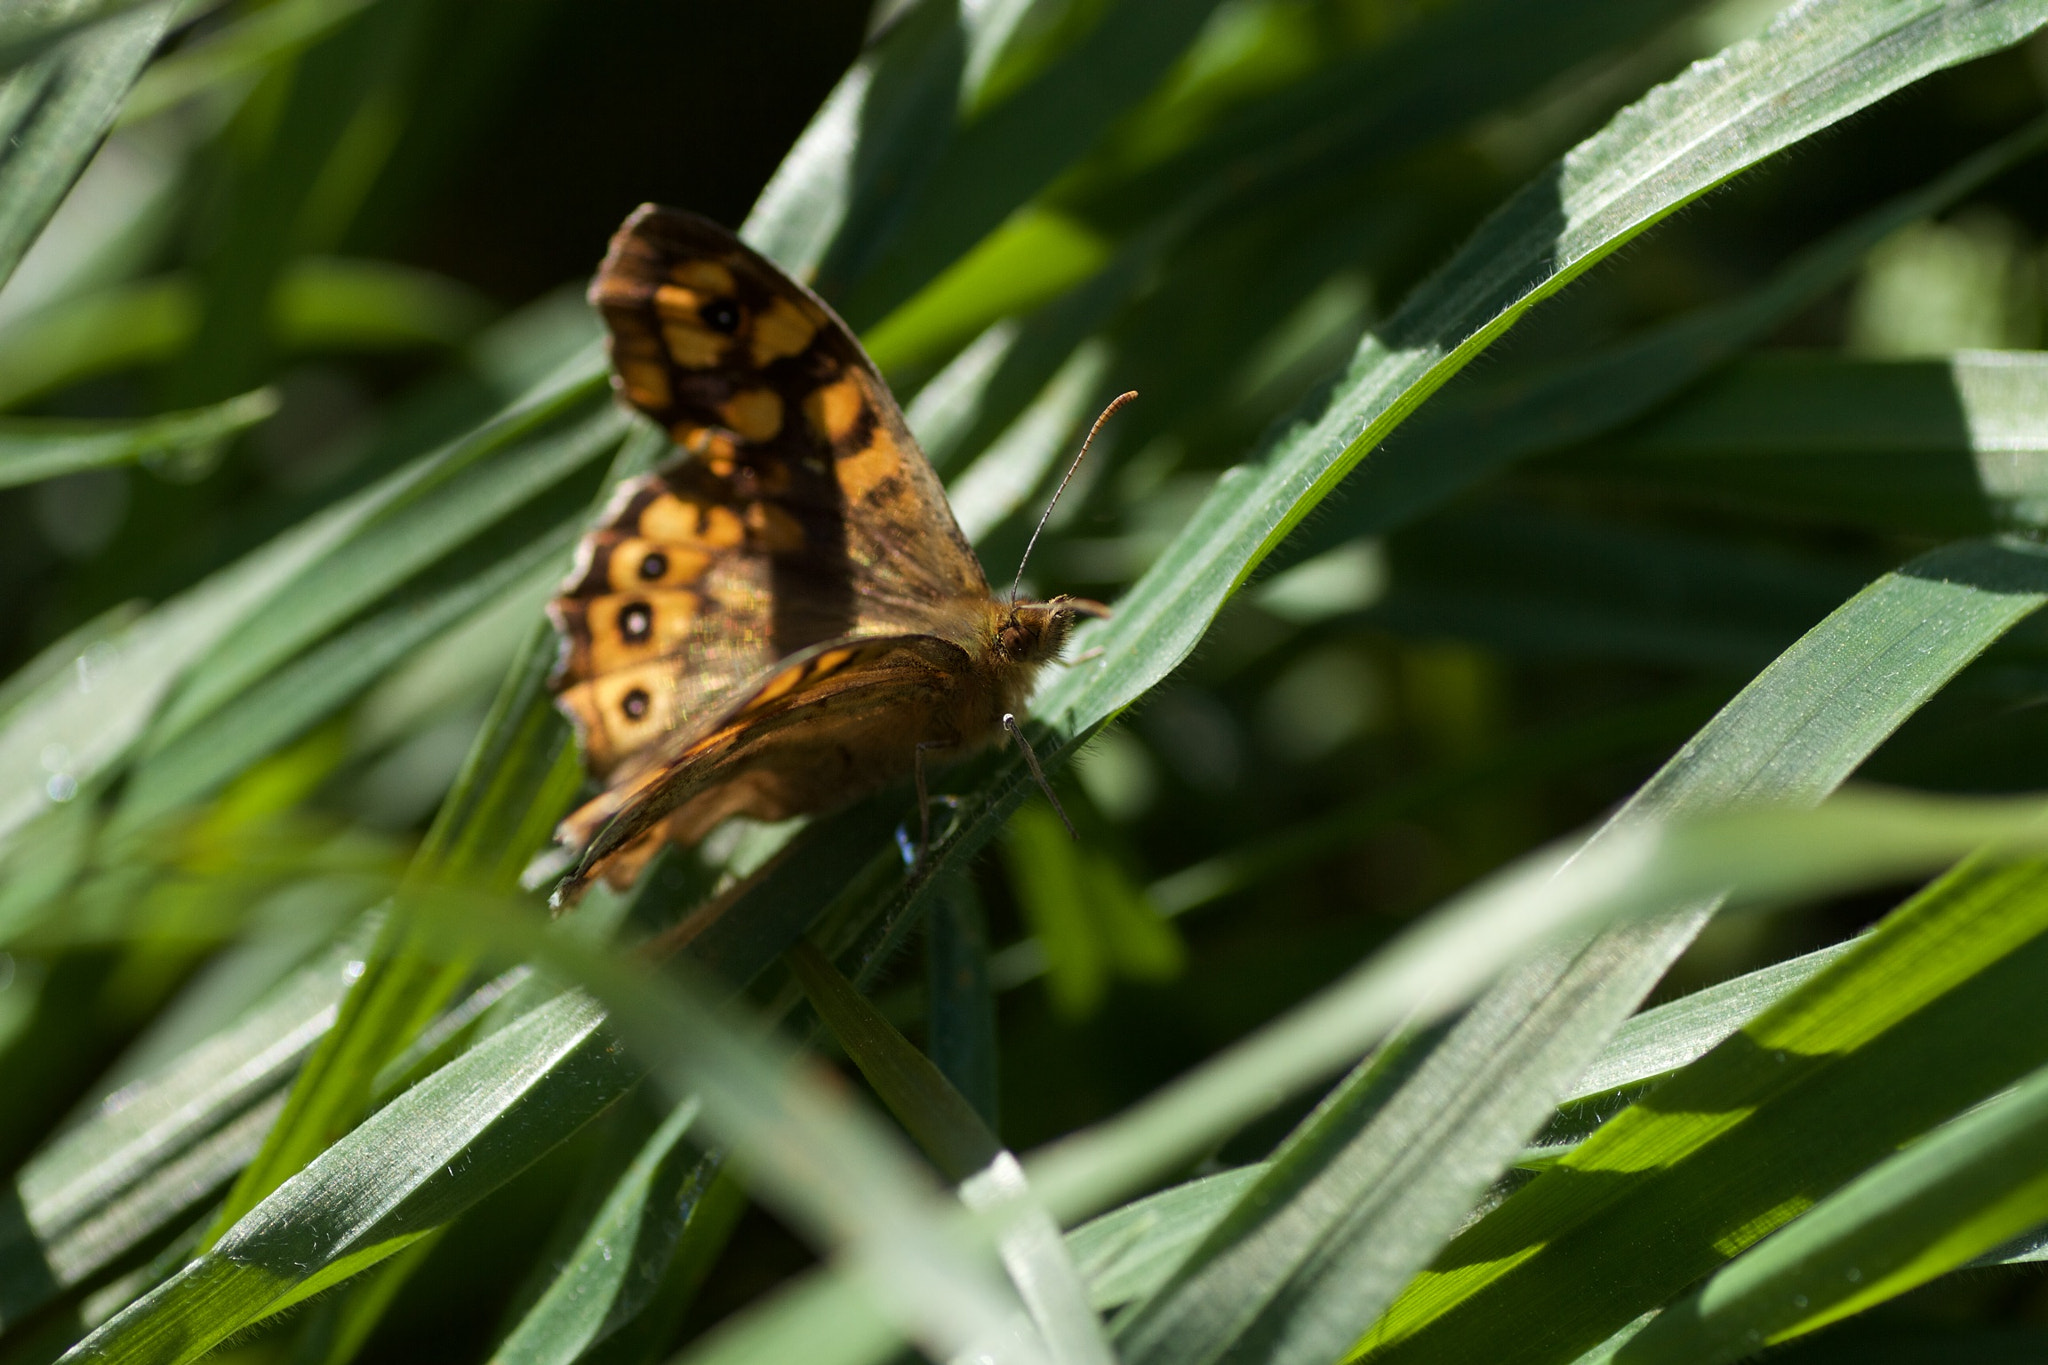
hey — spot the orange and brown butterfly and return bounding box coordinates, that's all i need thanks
[543,204,1120,904]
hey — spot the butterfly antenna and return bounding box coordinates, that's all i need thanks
[1009,390,1138,608]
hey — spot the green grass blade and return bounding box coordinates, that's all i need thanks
[0,927,368,1328]
[1272,111,2048,572]
[71,990,635,1365]
[1562,351,2048,536]
[114,525,570,828]
[1554,941,1858,1111]
[829,0,1225,330]
[0,0,171,293]
[1040,935,1866,1325]
[0,0,166,76]
[0,432,492,852]
[1356,854,2048,1365]
[488,1101,730,1365]
[1023,537,2048,1227]
[926,869,998,1127]
[115,0,381,127]
[0,388,277,489]
[790,938,1113,1365]
[145,395,619,748]
[1619,1056,2048,1364]
[191,417,653,1240]
[1111,533,2048,1365]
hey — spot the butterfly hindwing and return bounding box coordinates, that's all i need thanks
[559,633,979,891]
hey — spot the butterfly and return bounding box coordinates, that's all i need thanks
[544,205,1120,904]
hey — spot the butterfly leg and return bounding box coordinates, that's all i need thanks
[1002,713,1077,840]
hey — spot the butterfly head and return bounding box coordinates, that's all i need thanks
[997,595,1110,665]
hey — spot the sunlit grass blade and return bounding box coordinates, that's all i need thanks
[1105,536,2048,1365]
[0,929,366,1328]
[1618,1055,2048,1364]
[0,388,277,489]
[0,0,171,293]
[1273,110,2048,572]
[1355,852,2048,1365]
[790,938,1112,1365]
[489,1101,740,1365]
[72,988,635,1365]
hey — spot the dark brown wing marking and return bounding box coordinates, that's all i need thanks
[588,205,990,624]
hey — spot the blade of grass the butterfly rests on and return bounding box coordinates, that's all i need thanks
[0,0,172,294]
[789,938,1113,1365]
[1355,853,2048,1365]
[1270,111,2048,573]
[1026,537,2048,1218]
[1615,1052,2048,1365]
[197,414,656,1239]
[1555,351,2048,537]
[0,388,278,489]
